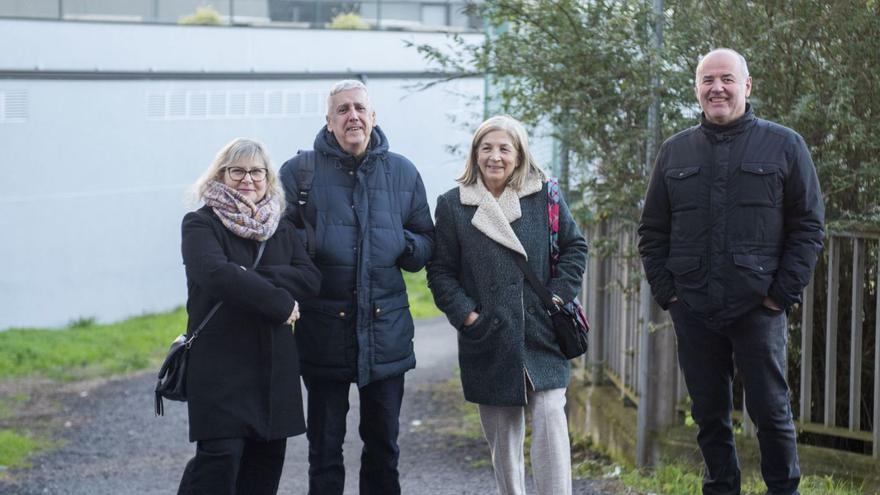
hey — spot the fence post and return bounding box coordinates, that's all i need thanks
[586,220,606,384]
[849,238,865,430]
[873,245,880,458]
[636,285,678,467]
[800,277,815,423]
[824,236,840,427]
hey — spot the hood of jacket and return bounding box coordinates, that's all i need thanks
[313,125,390,172]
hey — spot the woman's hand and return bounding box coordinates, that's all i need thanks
[286,301,300,325]
[462,311,479,327]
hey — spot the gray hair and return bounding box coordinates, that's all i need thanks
[695,48,750,86]
[457,115,547,191]
[326,79,370,114]
[189,137,285,207]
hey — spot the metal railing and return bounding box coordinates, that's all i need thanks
[0,0,481,31]
[582,219,880,460]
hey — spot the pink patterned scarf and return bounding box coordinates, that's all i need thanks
[202,180,281,241]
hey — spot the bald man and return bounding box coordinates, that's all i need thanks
[638,48,824,495]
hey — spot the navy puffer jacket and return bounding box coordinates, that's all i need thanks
[279,126,435,386]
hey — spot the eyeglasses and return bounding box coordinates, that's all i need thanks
[224,167,267,182]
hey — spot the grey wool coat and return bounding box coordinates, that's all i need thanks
[427,173,588,406]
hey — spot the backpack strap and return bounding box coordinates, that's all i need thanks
[294,150,317,258]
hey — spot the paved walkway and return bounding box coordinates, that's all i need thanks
[0,317,625,494]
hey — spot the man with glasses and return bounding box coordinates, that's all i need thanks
[638,48,824,495]
[279,80,434,495]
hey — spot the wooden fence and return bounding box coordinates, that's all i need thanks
[581,219,880,464]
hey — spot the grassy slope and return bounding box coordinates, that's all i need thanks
[0,269,438,381]
[0,270,440,475]
[0,309,185,382]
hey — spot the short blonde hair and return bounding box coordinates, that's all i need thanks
[190,137,285,206]
[457,115,546,190]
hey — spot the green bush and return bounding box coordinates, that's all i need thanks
[179,5,223,26]
[329,12,370,30]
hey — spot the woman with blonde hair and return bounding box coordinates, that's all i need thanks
[428,115,587,495]
[177,137,320,494]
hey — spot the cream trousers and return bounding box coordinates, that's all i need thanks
[478,387,572,495]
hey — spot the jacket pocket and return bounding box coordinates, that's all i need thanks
[732,254,779,299]
[459,310,495,341]
[296,301,353,368]
[732,254,779,274]
[372,291,414,364]
[665,256,701,276]
[665,166,700,212]
[738,163,781,207]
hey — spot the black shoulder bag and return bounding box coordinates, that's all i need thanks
[155,240,267,416]
[513,255,590,360]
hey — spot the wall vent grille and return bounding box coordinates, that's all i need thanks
[146,90,323,120]
[1,90,28,123]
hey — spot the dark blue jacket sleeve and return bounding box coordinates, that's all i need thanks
[397,172,435,272]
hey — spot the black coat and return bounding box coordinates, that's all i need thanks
[638,106,825,324]
[427,176,588,406]
[279,126,435,386]
[181,206,321,442]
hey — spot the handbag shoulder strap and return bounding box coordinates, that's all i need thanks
[512,254,557,312]
[185,240,267,347]
[546,178,561,275]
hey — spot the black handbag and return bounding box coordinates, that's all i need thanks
[513,255,590,360]
[154,241,266,416]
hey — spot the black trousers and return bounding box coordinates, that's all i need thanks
[669,303,800,495]
[177,437,287,495]
[303,374,405,495]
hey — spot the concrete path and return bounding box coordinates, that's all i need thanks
[0,317,625,494]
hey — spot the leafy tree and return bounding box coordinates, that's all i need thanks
[416,0,880,229]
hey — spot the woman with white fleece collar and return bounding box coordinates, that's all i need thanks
[427,115,588,495]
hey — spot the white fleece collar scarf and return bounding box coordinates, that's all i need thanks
[459,173,544,260]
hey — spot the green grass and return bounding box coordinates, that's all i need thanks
[0,429,53,473]
[404,269,442,319]
[0,308,184,381]
[0,270,436,478]
[617,462,865,495]
[0,269,436,382]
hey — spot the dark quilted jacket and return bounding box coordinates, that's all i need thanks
[638,106,824,325]
[279,126,435,386]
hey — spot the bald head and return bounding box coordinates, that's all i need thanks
[694,48,752,126]
[695,48,749,86]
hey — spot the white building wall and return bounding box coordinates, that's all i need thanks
[0,19,483,329]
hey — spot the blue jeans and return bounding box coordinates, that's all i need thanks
[669,303,800,495]
[302,375,404,495]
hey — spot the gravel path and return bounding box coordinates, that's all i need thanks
[0,317,627,494]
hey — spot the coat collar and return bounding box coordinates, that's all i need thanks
[459,173,544,259]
